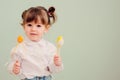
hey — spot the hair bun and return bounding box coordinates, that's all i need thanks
[48,7,55,16]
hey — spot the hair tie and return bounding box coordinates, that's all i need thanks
[48,7,55,17]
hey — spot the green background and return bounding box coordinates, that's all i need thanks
[0,0,120,80]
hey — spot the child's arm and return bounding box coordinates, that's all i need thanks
[47,43,64,73]
[8,36,23,75]
[48,53,64,73]
[8,47,22,75]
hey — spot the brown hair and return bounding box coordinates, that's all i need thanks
[21,6,56,27]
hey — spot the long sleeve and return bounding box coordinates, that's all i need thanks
[8,46,22,75]
[49,61,64,74]
[47,43,64,74]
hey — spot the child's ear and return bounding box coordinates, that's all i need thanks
[44,25,50,33]
[46,25,50,29]
[21,23,25,29]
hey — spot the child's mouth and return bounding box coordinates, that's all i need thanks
[30,33,37,35]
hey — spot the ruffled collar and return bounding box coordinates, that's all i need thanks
[24,36,46,47]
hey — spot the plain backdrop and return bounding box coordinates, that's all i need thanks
[0,0,120,80]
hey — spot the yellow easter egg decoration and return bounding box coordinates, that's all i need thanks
[56,36,63,43]
[17,35,24,43]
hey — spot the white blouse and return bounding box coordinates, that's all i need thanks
[8,37,63,79]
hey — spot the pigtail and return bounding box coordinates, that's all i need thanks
[48,7,57,25]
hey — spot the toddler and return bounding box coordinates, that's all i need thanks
[8,6,63,80]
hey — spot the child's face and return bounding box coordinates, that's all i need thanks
[23,21,48,42]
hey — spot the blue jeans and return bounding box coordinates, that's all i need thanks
[23,76,52,80]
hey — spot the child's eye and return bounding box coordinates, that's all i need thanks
[37,25,41,27]
[27,24,32,27]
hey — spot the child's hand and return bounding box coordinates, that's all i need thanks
[54,54,62,66]
[13,61,20,74]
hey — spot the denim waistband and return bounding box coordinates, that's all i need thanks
[23,75,51,80]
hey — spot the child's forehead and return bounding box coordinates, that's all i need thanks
[27,17,43,24]
[27,20,43,24]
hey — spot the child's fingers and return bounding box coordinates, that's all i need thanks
[54,55,59,59]
[54,55,61,61]
[54,55,62,66]
[13,68,20,74]
[13,61,21,74]
[15,61,20,67]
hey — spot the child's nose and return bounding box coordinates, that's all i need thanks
[31,26,37,30]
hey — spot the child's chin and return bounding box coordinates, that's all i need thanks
[30,39,39,42]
